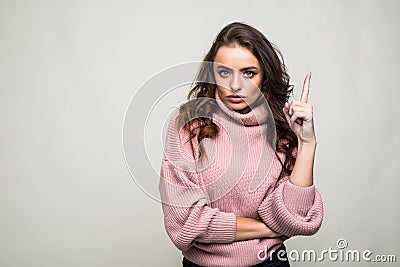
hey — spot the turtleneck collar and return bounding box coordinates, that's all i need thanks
[214,90,269,126]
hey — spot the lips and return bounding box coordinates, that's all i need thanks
[227,94,246,103]
[227,94,245,98]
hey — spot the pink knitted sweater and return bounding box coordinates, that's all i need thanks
[159,91,324,267]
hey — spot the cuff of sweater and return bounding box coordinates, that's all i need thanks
[199,212,237,243]
[283,180,315,217]
[257,183,324,237]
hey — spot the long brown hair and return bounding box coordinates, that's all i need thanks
[177,21,298,180]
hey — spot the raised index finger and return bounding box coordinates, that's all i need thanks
[300,72,311,103]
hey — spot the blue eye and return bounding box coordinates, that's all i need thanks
[243,71,256,78]
[218,70,230,77]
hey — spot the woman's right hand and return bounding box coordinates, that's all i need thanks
[235,216,282,241]
[264,224,282,238]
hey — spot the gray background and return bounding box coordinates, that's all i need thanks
[1,0,399,266]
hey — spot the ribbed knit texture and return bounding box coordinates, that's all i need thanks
[159,91,324,267]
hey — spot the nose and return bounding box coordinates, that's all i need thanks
[230,71,243,92]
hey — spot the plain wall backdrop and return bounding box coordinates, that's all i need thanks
[1,0,399,266]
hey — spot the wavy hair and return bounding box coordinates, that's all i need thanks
[176,22,298,180]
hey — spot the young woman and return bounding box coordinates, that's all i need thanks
[159,22,323,267]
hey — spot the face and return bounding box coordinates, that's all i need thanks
[213,45,263,114]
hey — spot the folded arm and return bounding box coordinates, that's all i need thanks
[160,157,237,252]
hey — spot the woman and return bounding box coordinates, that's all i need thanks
[159,22,323,267]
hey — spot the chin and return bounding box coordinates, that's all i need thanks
[227,103,248,111]
[232,105,248,111]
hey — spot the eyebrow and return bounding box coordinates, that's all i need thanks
[216,65,259,71]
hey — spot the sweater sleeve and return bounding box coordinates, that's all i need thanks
[257,148,324,237]
[159,111,237,252]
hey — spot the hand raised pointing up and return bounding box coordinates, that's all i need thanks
[282,72,316,145]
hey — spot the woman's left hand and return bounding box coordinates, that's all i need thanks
[282,73,316,144]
